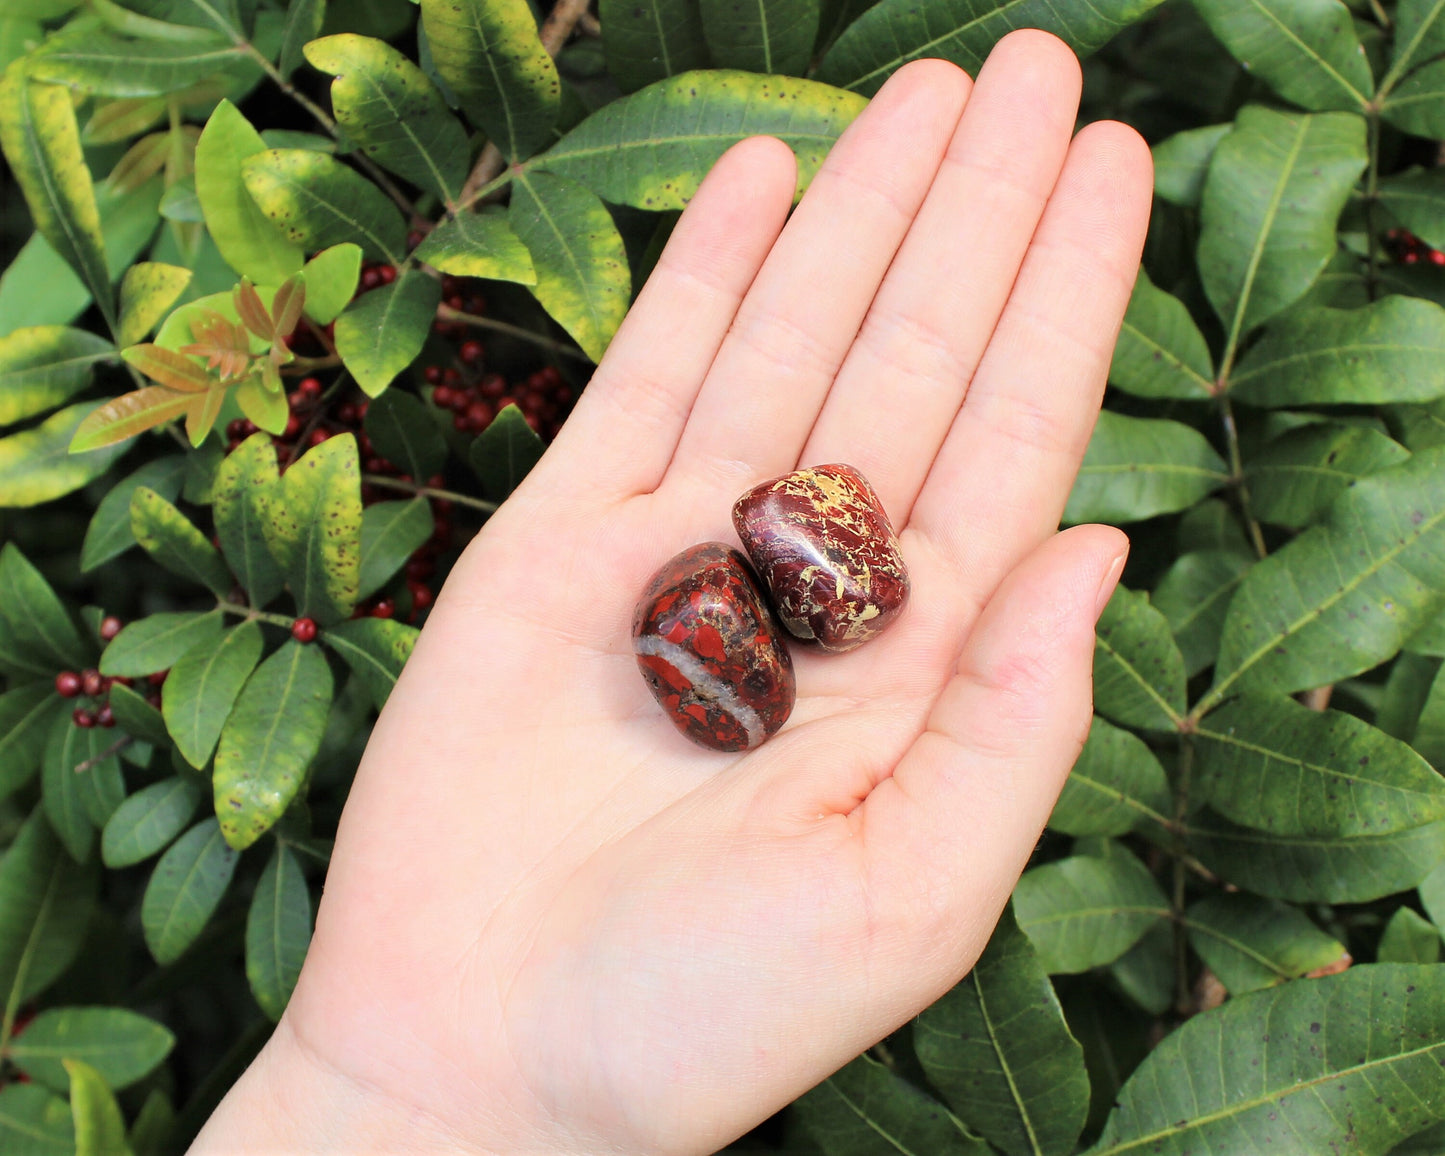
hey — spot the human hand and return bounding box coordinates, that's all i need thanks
[193,29,1151,1155]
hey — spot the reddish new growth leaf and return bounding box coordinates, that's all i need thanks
[122,344,212,392]
[270,274,306,342]
[235,279,275,342]
[182,309,252,381]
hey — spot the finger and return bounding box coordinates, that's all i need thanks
[859,525,1127,980]
[662,59,972,498]
[908,120,1151,601]
[800,30,1082,522]
[541,136,797,502]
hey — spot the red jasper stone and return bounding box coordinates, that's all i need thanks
[732,463,909,653]
[632,543,795,752]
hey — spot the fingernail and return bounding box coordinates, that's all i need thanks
[1094,550,1128,620]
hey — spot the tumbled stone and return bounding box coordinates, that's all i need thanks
[732,463,909,653]
[632,543,796,752]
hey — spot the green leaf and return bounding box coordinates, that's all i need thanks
[1423,859,1445,927]
[1151,122,1230,208]
[0,810,97,1008]
[241,147,406,265]
[1198,105,1366,342]
[1382,57,1445,138]
[1246,422,1411,530]
[1187,810,1445,903]
[163,621,263,770]
[213,641,333,850]
[334,269,442,397]
[509,171,629,364]
[420,0,559,161]
[81,456,186,573]
[9,1008,174,1093]
[304,33,468,202]
[101,776,204,868]
[0,402,128,508]
[794,1051,988,1155]
[1415,661,1445,767]
[357,499,432,601]
[67,388,195,455]
[363,391,447,481]
[259,434,362,624]
[320,617,417,711]
[279,0,326,77]
[0,325,114,428]
[1151,549,1252,678]
[1188,0,1372,112]
[99,611,224,679]
[699,0,818,74]
[0,70,116,333]
[915,905,1088,1156]
[211,432,285,608]
[1208,447,1445,707]
[1108,268,1214,400]
[195,100,305,285]
[42,713,123,864]
[126,1089,174,1156]
[106,683,169,748]
[468,402,545,501]
[1013,851,1169,974]
[245,842,311,1021]
[1050,715,1172,837]
[129,486,234,596]
[0,1084,74,1155]
[1231,297,1445,405]
[1379,652,1440,742]
[1093,585,1186,732]
[0,543,87,670]
[66,1059,130,1156]
[539,70,866,209]
[598,0,708,93]
[0,684,66,805]
[28,28,251,97]
[1386,0,1445,89]
[412,210,537,285]
[1064,411,1228,525]
[1183,892,1349,995]
[1086,965,1445,1155]
[299,244,362,326]
[1378,906,1441,964]
[1195,693,1445,836]
[1378,166,1445,253]
[117,262,192,347]
[141,816,238,964]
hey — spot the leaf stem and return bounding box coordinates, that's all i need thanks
[436,305,592,362]
[1171,737,1195,1014]
[362,474,498,513]
[216,599,298,629]
[1219,396,1268,561]
[73,735,133,773]
[1364,112,1382,303]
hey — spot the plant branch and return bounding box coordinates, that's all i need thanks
[1172,737,1195,1015]
[285,375,352,469]
[436,305,592,362]
[363,474,498,513]
[74,735,133,774]
[216,599,300,629]
[1220,395,1268,560]
[1364,112,1382,302]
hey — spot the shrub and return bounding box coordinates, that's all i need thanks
[2,0,1445,1152]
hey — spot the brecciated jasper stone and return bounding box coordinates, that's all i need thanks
[632,543,796,752]
[732,463,909,654]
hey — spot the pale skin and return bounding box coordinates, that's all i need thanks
[192,30,1153,1155]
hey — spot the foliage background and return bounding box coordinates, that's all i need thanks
[6,0,1445,1153]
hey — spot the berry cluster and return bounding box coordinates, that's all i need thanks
[56,616,167,728]
[1385,228,1445,266]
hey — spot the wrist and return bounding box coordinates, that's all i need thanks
[187,1016,488,1155]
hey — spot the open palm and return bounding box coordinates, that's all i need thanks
[195,30,1152,1156]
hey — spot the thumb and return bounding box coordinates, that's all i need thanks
[858,523,1128,994]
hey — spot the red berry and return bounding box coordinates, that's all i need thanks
[432,497,453,515]
[148,669,169,687]
[372,598,395,619]
[433,385,456,408]
[1430,249,1445,267]
[81,669,103,698]
[111,675,133,688]
[337,402,360,425]
[406,558,435,581]
[360,267,383,291]
[291,617,318,643]
[308,428,331,448]
[459,339,484,364]
[72,708,96,728]
[427,474,445,488]
[96,704,115,728]
[299,376,323,399]
[433,319,454,337]
[442,368,463,387]
[446,294,465,312]
[424,365,443,385]
[442,276,461,297]
[378,265,397,284]
[282,414,301,439]
[1404,250,1421,265]
[365,456,387,474]
[409,581,434,611]
[453,412,470,432]
[55,671,82,698]
[407,229,426,251]
[226,419,247,439]
[145,690,163,708]
[465,401,494,431]
[464,295,486,315]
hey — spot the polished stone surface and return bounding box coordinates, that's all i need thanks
[733,464,909,653]
[632,543,796,752]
